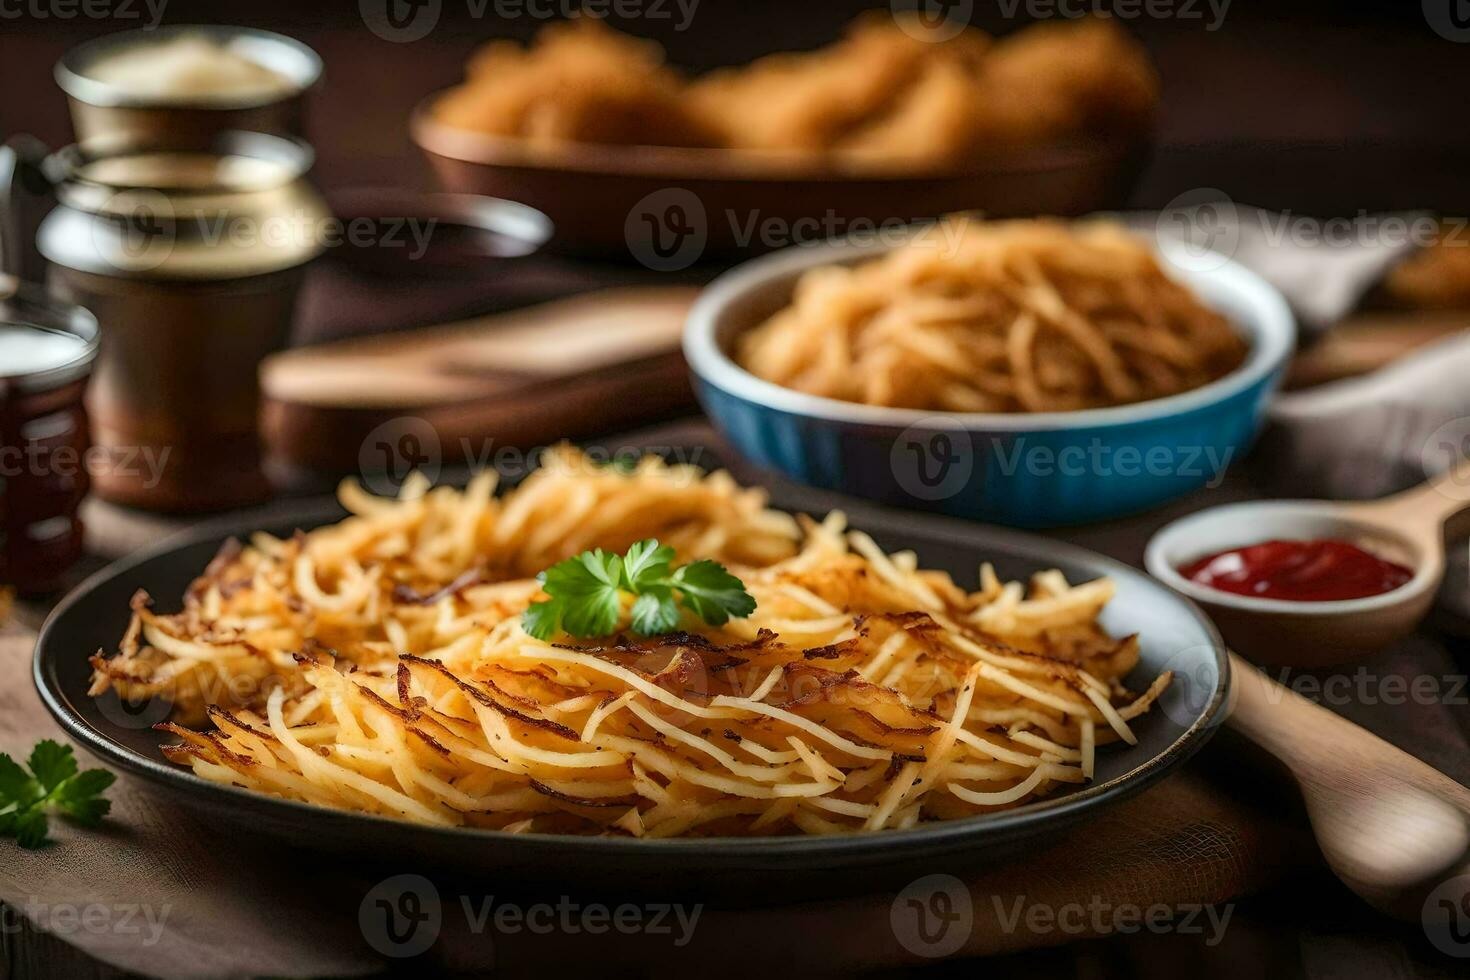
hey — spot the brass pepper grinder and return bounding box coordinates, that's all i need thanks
[2,132,329,511]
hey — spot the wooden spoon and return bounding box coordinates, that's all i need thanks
[1145,459,1470,666]
[1226,650,1470,919]
[1286,309,1469,389]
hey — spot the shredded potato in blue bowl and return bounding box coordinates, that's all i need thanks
[684,220,1295,527]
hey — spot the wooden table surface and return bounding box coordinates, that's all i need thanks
[5,424,1470,979]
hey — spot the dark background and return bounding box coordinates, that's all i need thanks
[2,0,1469,215]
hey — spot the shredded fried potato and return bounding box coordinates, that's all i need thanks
[432,14,1157,171]
[737,218,1248,413]
[90,448,1170,836]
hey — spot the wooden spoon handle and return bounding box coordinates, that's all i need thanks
[1225,650,1470,917]
[1285,310,1470,389]
[1354,455,1470,531]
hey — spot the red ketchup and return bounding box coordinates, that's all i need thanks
[1179,539,1414,602]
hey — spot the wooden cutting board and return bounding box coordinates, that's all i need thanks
[262,289,1468,479]
[1287,309,1469,387]
[261,286,699,477]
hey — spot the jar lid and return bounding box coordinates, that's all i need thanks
[0,278,100,392]
[54,25,321,111]
[38,132,327,281]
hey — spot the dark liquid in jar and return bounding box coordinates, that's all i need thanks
[1178,538,1414,602]
[0,323,92,594]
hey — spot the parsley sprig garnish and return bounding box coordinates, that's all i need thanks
[0,740,115,849]
[522,539,756,640]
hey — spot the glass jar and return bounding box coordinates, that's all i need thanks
[0,279,99,593]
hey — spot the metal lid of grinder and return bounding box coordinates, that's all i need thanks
[38,131,329,281]
[55,25,321,112]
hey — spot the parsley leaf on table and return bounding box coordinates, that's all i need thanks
[522,539,756,640]
[52,769,116,827]
[28,739,77,792]
[0,753,36,805]
[0,740,115,849]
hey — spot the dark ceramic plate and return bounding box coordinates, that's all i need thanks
[33,489,1227,899]
[320,187,552,277]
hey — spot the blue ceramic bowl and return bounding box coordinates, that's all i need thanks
[685,238,1296,527]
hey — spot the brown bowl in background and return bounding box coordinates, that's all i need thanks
[410,97,1149,263]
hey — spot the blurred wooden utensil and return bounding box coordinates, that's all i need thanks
[1227,650,1470,919]
[262,286,698,479]
[1287,309,1468,388]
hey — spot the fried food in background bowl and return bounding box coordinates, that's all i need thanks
[432,19,723,152]
[412,14,1158,256]
[688,14,1155,168]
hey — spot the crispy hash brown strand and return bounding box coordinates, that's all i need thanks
[737,218,1248,413]
[91,448,1171,836]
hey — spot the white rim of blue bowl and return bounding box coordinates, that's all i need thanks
[684,234,1297,432]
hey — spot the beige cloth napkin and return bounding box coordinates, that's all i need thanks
[1263,332,1470,498]
[0,629,1314,978]
[1129,203,1425,334]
